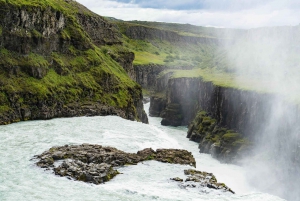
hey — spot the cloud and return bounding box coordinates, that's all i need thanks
[76,0,300,29]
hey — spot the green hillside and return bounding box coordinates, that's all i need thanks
[0,0,147,124]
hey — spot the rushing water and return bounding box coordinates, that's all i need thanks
[0,103,285,201]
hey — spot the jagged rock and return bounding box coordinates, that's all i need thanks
[170,177,183,182]
[156,149,196,167]
[34,144,196,184]
[171,169,235,194]
[54,160,119,184]
[161,103,183,126]
[187,111,250,163]
[149,96,166,117]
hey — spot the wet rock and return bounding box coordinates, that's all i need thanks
[161,103,183,126]
[136,148,156,160]
[171,169,234,194]
[143,96,150,104]
[54,160,119,184]
[34,144,196,184]
[187,111,250,163]
[149,96,166,117]
[156,149,196,167]
[170,177,183,182]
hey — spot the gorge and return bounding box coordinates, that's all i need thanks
[0,0,299,201]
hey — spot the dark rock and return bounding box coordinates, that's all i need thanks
[156,149,196,167]
[160,103,183,126]
[34,144,196,184]
[54,160,119,184]
[187,111,250,163]
[172,169,235,194]
[136,148,156,160]
[142,96,150,104]
[170,177,183,182]
[149,96,166,117]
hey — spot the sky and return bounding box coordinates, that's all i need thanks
[76,0,300,29]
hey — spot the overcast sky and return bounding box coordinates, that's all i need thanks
[76,0,300,29]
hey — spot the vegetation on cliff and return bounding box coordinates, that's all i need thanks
[187,111,250,163]
[0,0,148,124]
[111,19,300,101]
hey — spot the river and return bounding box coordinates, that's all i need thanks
[0,103,285,201]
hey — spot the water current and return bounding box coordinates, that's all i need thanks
[0,103,285,201]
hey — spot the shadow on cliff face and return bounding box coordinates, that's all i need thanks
[221,26,300,200]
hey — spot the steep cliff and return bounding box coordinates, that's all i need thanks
[134,64,165,90]
[161,76,300,161]
[162,77,275,132]
[0,0,148,124]
[123,24,220,45]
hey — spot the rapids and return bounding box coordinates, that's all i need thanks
[0,103,285,201]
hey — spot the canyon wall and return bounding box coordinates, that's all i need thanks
[162,77,300,137]
[0,1,148,125]
[124,25,220,45]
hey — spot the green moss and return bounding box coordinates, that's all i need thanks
[0,25,2,36]
[31,29,42,38]
[0,105,11,113]
[26,53,49,67]
[222,133,240,139]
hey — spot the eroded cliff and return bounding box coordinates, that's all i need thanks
[0,0,148,124]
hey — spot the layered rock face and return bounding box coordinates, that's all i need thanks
[161,77,300,162]
[0,1,148,125]
[124,25,219,45]
[162,77,277,135]
[133,64,173,117]
[149,96,166,117]
[134,64,165,90]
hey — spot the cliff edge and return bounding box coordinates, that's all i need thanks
[0,0,148,124]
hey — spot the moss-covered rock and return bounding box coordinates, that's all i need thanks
[187,111,250,163]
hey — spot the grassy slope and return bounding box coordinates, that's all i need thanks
[114,21,221,68]
[112,19,300,102]
[0,0,141,117]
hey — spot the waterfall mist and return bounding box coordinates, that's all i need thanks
[221,26,300,200]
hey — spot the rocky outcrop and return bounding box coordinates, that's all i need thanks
[0,5,67,55]
[171,169,235,194]
[113,51,136,80]
[187,111,250,163]
[149,96,166,117]
[34,144,196,184]
[161,103,183,126]
[134,64,165,90]
[77,13,121,46]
